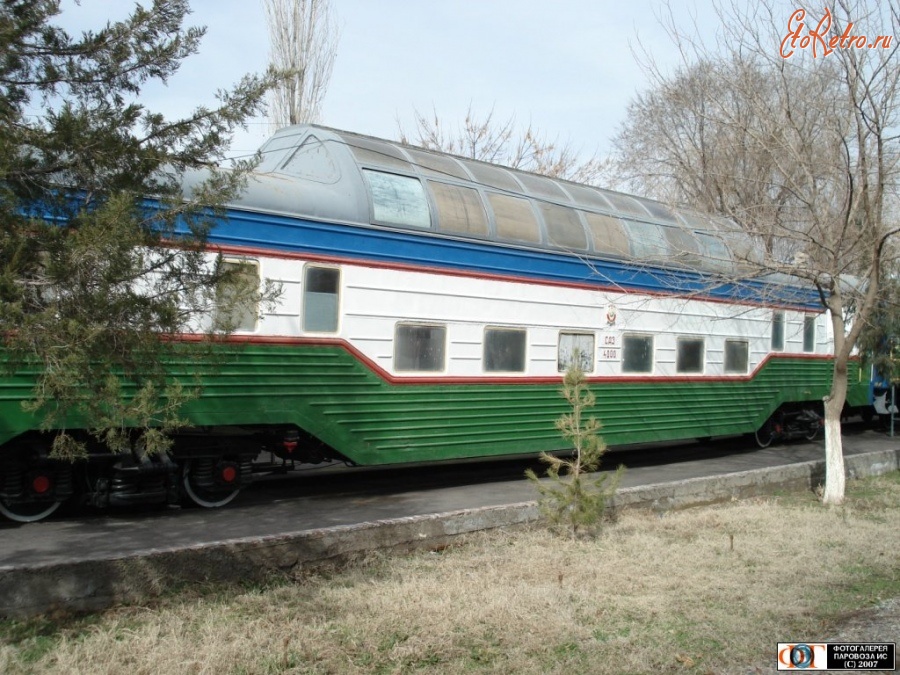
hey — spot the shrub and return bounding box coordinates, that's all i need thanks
[526,364,623,537]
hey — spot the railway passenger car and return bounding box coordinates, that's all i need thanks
[0,125,871,522]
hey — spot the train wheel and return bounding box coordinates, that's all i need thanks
[181,458,242,508]
[804,424,820,441]
[0,497,62,523]
[0,463,66,523]
[754,418,776,449]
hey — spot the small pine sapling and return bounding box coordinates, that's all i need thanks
[526,362,623,537]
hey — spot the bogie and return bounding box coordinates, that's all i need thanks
[0,429,271,521]
[0,445,74,523]
[753,407,823,449]
[180,457,248,509]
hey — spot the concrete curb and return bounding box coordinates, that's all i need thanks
[1,447,897,618]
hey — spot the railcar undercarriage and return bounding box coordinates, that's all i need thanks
[0,425,339,523]
[753,404,823,448]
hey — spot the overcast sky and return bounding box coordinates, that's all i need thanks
[55,0,750,160]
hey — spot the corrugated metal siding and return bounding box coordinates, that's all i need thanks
[0,345,866,461]
[175,344,839,464]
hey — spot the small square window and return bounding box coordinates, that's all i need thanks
[676,338,704,374]
[772,311,785,351]
[803,315,816,353]
[558,333,594,373]
[622,335,653,373]
[484,328,527,372]
[395,324,446,372]
[724,340,749,374]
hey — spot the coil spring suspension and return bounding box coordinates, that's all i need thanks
[190,457,218,490]
[0,462,25,499]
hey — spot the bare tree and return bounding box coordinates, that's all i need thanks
[263,0,339,127]
[614,0,900,504]
[398,105,613,185]
[614,58,838,258]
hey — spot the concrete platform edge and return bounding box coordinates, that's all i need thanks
[1,447,897,619]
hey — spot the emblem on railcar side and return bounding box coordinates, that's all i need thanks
[606,304,617,326]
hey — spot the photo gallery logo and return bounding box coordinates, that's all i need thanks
[780,8,894,59]
[778,643,827,670]
[777,642,896,671]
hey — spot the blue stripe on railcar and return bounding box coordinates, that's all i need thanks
[198,206,821,310]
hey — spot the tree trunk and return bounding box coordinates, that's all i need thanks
[821,359,848,505]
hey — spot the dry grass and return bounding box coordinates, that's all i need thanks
[2,473,899,675]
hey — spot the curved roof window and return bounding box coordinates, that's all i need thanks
[623,220,670,259]
[637,198,678,224]
[695,232,733,272]
[664,225,702,266]
[516,172,570,201]
[583,212,630,258]
[539,203,587,250]
[566,184,614,211]
[601,191,652,218]
[428,181,489,236]
[363,170,431,229]
[717,221,763,265]
[488,193,542,244]
[342,134,414,172]
[463,161,522,193]
[678,211,717,232]
[406,148,471,181]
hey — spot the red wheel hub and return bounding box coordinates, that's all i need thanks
[219,464,238,484]
[31,474,52,495]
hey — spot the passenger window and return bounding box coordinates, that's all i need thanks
[395,324,446,372]
[582,212,630,257]
[303,266,340,333]
[215,259,259,332]
[663,226,701,266]
[363,170,431,229]
[539,203,587,250]
[772,311,785,351]
[622,334,653,373]
[695,232,732,272]
[428,181,489,236]
[724,340,749,374]
[676,338,704,374]
[484,328,527,372]
[622,220,670,259]
[487,194,541,244]
[558,333,595,373]
[803,315,816,352]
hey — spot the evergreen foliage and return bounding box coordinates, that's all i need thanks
[0,0,279,459]
[526,363,623,537]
